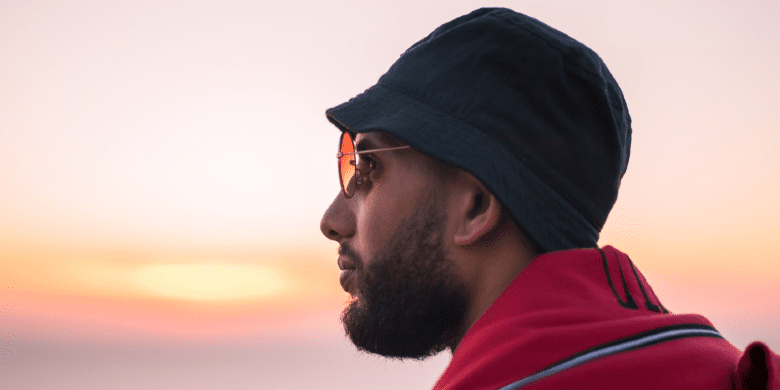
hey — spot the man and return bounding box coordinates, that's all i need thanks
[319,8,778,389]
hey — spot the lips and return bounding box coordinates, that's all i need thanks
[337,253,357,295]
[339,268,356,295]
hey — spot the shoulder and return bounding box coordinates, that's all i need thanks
[433,246,775,390]
[436,321,741,390]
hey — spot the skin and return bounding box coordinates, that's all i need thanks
[320,131,540,353]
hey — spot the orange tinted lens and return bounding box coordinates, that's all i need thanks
[339,133,356,196]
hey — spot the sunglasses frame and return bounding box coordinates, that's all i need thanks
[337,132,411,198]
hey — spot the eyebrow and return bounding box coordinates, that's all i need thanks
[355,133,405,152]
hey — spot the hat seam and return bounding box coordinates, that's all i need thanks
[374,81,599,230]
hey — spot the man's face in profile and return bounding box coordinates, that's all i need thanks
[322,132,470,359]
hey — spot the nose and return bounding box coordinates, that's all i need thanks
[320,192,355,242]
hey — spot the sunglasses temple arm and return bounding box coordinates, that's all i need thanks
[338,145,411,157]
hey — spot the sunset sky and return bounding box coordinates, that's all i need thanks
[1,1,778,388]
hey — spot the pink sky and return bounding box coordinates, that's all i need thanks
[1,1,778,388]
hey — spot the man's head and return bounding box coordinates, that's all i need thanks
[321,7,631,358]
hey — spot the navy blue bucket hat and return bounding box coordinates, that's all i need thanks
[326,8,632,253]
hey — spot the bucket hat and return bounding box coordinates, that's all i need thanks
[326,7,632,253]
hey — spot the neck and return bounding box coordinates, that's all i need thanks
[448,217,539,353]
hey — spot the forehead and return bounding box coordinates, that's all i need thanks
[354,131,406,148]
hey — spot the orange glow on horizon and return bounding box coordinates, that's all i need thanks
[0,240,343,303]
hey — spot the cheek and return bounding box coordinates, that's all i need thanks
[355,191,399,255]
[353,159,429,253]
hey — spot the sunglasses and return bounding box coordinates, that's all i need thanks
[337,132,411,198]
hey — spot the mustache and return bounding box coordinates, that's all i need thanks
[338,244,364,271]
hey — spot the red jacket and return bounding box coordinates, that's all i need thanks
[433,246,779,389]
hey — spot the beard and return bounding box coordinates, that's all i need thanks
[340,196,470,360]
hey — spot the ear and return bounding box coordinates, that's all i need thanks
[451,174,502,247]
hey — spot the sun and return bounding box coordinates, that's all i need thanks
[130,264,289,301]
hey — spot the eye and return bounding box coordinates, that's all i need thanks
[355,153,375,172]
